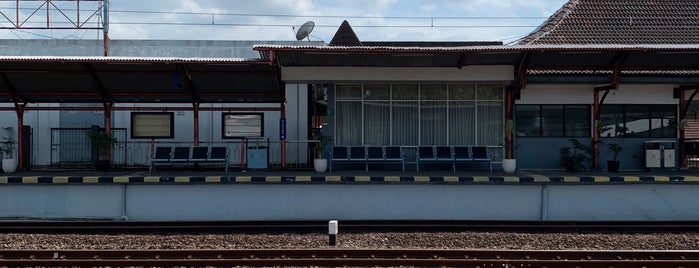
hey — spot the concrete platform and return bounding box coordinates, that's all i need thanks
[0,168,696,184]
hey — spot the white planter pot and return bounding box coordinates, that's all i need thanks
[2,158,17,173]
[314,158,328,173]
[502,158,516,173]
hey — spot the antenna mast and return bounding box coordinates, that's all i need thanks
[0,0,107,53]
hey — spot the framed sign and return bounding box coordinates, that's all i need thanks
[222,113,264,138]
[131,112,174,139]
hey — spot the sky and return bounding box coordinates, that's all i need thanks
[0,0,569,44]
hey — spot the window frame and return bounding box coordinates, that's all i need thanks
[515,104,591,138]
[130,112,174,139]
[221,112,265,139]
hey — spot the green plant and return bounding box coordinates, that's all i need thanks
[311,128,332,159]
[605,125,628,162]
[0,126,16,159]
[559,139,595,171]
[87,128,116,160]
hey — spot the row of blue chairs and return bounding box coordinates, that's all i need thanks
[417,146,492,172]
[150,146,229,172]
[331,146,405,172]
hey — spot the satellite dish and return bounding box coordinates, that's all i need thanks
[295,21,315,41]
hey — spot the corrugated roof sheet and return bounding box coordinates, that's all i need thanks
[0,55,264,63]
[518,0,699,45]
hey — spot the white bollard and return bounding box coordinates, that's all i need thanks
[328,220,338,246]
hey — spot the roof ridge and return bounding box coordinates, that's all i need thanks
[517,0,580,45]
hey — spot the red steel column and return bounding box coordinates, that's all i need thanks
[593,89,600,170]
[193,103,200,146]
[15,103,24,170]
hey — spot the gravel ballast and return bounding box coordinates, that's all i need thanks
[1,232,698,250]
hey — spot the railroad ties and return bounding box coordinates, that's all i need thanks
[0,249,698,267]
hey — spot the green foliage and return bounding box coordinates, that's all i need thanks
[0,126,15,159]
[605,125,628,162]
[87,128,116,159]
[559,139,595,171]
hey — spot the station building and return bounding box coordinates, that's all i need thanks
[0,0,698,172]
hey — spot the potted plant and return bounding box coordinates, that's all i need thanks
[311,128,331,172]
[559,138,594,172]
[87,127,116,171]
[605,125,628,173]
[502,119,516,173]
[0,126,16,173]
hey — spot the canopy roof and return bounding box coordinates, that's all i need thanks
[255,44,699,72]
[0,56,281,104]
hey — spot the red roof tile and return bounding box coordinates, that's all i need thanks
[519,0,699,44]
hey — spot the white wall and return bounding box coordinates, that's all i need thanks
[520,84,677,105]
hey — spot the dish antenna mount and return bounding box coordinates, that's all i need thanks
[295,21,315,41]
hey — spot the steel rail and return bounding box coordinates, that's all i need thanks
[1,249,698,268]
[2,220,699,233]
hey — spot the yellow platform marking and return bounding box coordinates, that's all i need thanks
[473,176,490,182]
[52,176,69,184]
[113,177,130,183]
[22,177,38,183]
[174,177,191,183]
[143,176,160,183]
[623,176,640,182]
[413,176,430,182]
[444,176,459,182]
[563,176,580,183]
[325,176,341,182]
[205,176,222,183]
[82,176,99,183]
[235,176,251,182]
[531,175,551,182]
[295,176,311,182]
[384,176,401,182]
[654,176,670,182]
[266,176,281,182]
[0,177,6,183]
[354,176,370,182]
[504,176,520,182]
[593,176,610,182]
[684,176,699,182]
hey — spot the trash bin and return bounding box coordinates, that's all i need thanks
[643,140,676,169]
[247,145,268,169]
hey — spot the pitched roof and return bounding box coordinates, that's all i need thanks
[519,0,699,45]
[329,20,362,46]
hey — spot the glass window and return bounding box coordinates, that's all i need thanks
[650,105,676,138]
[364,101,390,145]
[364,85,390,100]
[336,84,362,100]
[541,105,563,136]
[335,83,503,147]
[449,84,475,100]
[517,105,590,138]
[420,85,447,100]
[392,85,418,100]
[599,104,676,138]
[477,84,504,100]
[565,105,591,137]
[392,101,419,145]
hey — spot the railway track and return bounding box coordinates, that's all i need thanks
[0,249,697,267]
[2,220,699,233]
